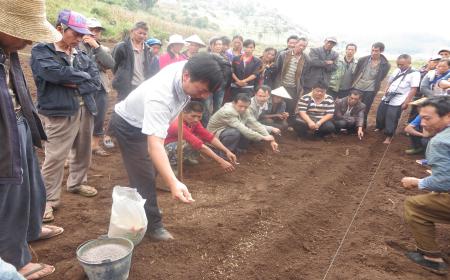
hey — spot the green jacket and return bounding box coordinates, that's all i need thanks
[329,56,357,92]
[207,102,269,141]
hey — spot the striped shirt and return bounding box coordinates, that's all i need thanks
[282,55,299,88]
[298,93,335,122]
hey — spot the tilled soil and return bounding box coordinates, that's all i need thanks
[18,50,449,280]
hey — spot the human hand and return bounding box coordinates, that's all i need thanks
[220,159,235,172]
[280,112,289,120]
[270,140,279,152]
[401,177,419,190]
[83,35,100,49]
[262,135,275,141]
[63,83,77,88]
[170,180,195,203]
[401,102,409,111]
[236,80,247,87]
[308,121,316,130]
[226,151,238,164]
[272,127,281,135]
[325,60,334,65]
[315,122,322,129]
[357,128,364,140]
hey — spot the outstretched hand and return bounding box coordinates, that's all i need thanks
[171,180,195,203]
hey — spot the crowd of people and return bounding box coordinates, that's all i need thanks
[1,1,450,278]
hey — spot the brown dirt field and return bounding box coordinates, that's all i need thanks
[17,49,450,280]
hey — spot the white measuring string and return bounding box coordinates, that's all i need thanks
[321,132,396,280]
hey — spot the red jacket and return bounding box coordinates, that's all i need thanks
[159,53,186,69]
[165,118,214,150]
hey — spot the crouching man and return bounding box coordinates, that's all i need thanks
[333,89,366,139]
[293,81,335,138]
[401,96,450,275]
[165,101,237,172]
[207,93,279,153]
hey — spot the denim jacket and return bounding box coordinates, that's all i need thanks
[31,43,101,116]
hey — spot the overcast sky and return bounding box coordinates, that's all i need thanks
[264,0,449,58]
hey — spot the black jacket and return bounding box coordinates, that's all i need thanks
[111,38,158,95]
[352,54,391,93]
[0,50,46,184]
[31,43,101,116]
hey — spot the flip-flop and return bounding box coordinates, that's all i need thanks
[103,137,115,148]
[416,159,428,166]
[92,147,110,157]
[69,185,98,197]
[38,225,64,240]
[405,251,448,275]
[21,263,55,279]
[43,206,54,223]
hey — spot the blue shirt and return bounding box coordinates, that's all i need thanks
[410,115,421,128]
[419,126,450,192]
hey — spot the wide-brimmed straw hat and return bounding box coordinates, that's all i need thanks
[0,0,61,43]
[271,86,292,99]
[185,34,206,47]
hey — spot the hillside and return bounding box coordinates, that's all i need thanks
[45,0,309,49]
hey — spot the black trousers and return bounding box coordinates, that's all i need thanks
[360,90,376,128]
[292,118,335,137]
[333,119,357,133]
[109,113,162,231]
[375,102,402,137]
[328,89,351,100]
[93,91,107,136]
[0,117,45,269]
[284,86,299,125]
[218,128,249,152]
[410,135,429,150]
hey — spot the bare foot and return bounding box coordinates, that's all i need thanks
[383,137,392,144]
[19,263,55,279]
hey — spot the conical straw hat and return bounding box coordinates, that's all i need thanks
[0,0,61,43]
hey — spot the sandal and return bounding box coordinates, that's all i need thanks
[38,225,64,240]
[68,185,98,197]
[103,137,115,148]
[20,263,55,279]
[92,147,110,157]
[405,251,448,275]
[415,159,428,166]
[43,205,54,223]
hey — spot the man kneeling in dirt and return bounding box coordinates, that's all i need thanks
[207,93,279,154]
[164,101,237,173]
[401,96,450,275]
[333,89,366,139]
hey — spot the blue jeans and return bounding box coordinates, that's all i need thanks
[202,89,225,127]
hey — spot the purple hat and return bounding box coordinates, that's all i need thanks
[57,9,91,35]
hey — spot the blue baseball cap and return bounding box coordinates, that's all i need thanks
[57,9,92,35]
[146,38,162,46]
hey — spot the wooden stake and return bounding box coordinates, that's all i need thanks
[176,112,184,181]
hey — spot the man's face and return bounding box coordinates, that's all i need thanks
[131,28,147,44]
[232,100,250,114]
[371,47,381,59]
[436,61,449,75]
[0,32,31,52]
[439,51,450,59]
[312,87,326,99]
[60,27,83,48]
[397,58,411,72]
[89,27,103,40]
[323,40,336,51]
[347,93,361,106]
[287,39,298,50]
[255,89,270,105]
[212,40,223,53]
[232,39,242,50]
[151,45,161,55]
[420,105,450,136]
[188,43,201,54]
[428,60,439,70]
[345,46,356,58]
[244,44,254,56]
[184,111,203,125]
[294,40,307,55]
[182,71,211,99]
